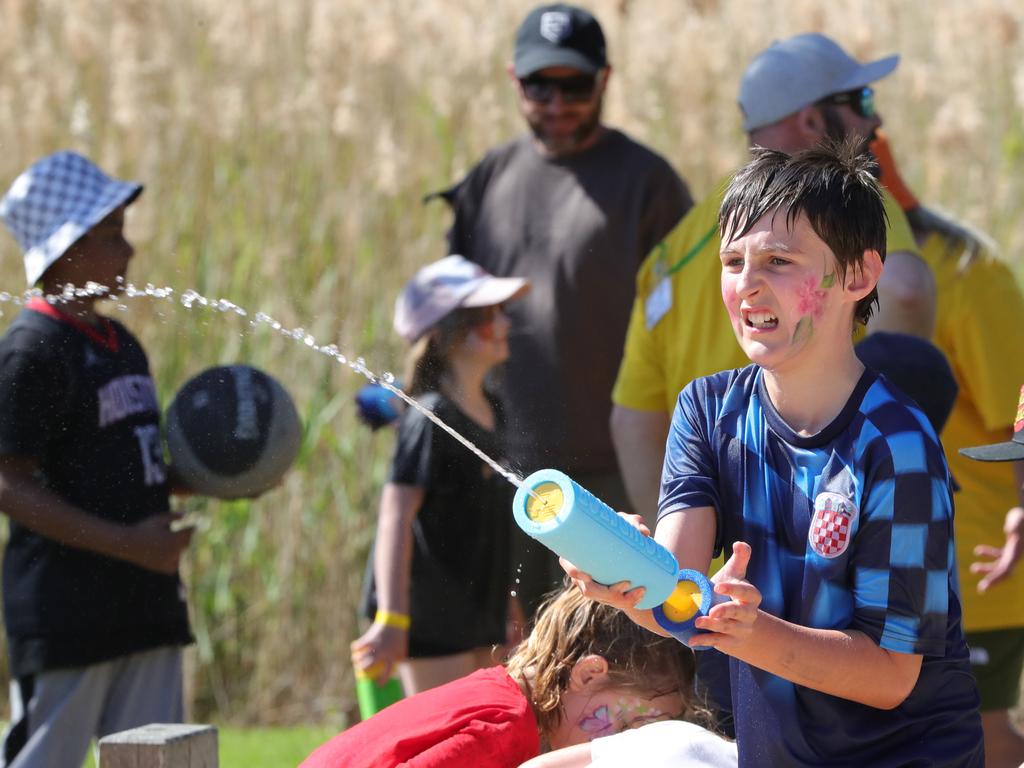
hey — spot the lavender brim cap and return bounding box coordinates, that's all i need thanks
[394,255,529,342]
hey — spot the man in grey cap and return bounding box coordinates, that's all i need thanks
[433,4,692,619]
[608,32,938,735]
[613,32,934,528]
[736,34,935,340]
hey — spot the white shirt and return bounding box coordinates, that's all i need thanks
[589,720,737,768]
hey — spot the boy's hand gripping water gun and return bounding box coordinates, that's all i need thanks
[512,469,727,645]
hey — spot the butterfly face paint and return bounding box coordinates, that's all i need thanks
[577,698,670,738]
[551,684,687,751]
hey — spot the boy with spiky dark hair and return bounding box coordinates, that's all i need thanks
[568,141,984,766]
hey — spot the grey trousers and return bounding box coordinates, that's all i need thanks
[1,645,183,768]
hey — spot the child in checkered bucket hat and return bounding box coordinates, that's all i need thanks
[0,150,142,287]
[0,152,192,766]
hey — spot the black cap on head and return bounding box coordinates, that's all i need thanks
[960,384,1024,462]
[960,432,1024,462]
[514,4,607,78]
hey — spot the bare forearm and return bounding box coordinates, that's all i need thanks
[0,472,127,559]
[373,484,420,615]
[731,612,920,709]
[610,405,670,529]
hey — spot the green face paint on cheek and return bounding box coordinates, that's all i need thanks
[792,315,813,345]
[617,698,664,719]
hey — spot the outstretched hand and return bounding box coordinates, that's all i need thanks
[970,507,1024,594]
[689,541,761,652]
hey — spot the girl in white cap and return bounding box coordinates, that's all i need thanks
[352,255,529,696]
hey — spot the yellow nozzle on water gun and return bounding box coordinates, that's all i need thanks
[527,481,704,622]
[660,579,705,623]
[526,481,564,523]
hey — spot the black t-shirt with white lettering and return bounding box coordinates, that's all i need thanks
[0,301,191,676]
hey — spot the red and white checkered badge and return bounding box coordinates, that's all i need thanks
[809,492,858,558]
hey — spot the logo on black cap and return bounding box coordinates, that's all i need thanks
[540,11,572,43]
[513,4,607,78]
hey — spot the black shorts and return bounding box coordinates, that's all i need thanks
[966,627,1024,711]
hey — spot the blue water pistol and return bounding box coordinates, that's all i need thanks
[512,468,728,646]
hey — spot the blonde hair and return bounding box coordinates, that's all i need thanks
[505,582,697,739]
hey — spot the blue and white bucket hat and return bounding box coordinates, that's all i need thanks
[0,151,142,286]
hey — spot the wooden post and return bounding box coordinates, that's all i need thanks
[98,724,218,768]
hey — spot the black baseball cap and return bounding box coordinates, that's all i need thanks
[960,384,1024,462]
[513,4,607,78]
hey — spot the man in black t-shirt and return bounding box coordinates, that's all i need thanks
[0,152,193,767]
[435,4,692,618]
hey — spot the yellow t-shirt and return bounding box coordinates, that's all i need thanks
[612,179,919,412]
[920,231,1024,631]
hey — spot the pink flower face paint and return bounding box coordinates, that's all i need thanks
[796,272,833,320]
[791,272,835,344]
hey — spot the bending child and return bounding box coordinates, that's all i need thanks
[304,584,700,767]
[354,255,528,695]
[565,140,985,766]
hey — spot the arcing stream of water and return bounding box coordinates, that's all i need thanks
[0,281,537,499]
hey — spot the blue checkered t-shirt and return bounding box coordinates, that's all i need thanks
[661,365,983,767]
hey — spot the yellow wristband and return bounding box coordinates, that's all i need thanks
[375,610,411,630]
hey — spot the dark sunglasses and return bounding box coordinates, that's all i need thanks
[519,74,597,104]
[817,86,876,119]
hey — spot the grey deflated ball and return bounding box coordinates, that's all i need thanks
[165,365,302,499]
